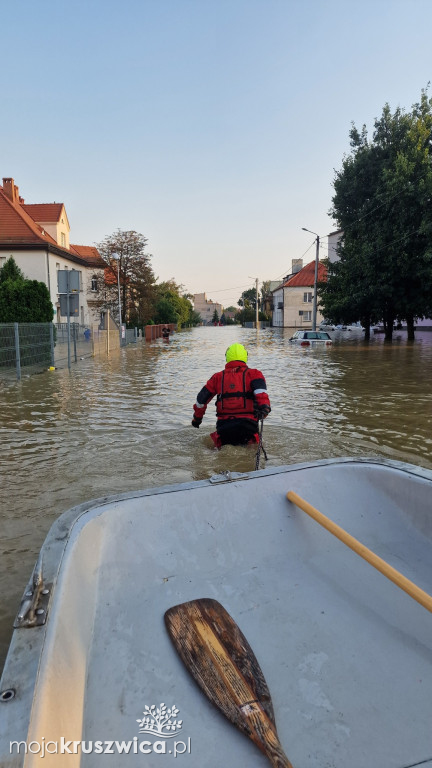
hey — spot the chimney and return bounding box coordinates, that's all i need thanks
[2,178,18,204]
[292,258,303,274]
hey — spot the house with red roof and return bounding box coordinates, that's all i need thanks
[271,260,328,328]
[0,177,105,325]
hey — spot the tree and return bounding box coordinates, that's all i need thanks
[154,297,179,324]
[238,288,257,310]
[0,257,53,322]
[212,308,219,324]
[95,229,157,326]
[153,280,201,327]
[322,89,432,340]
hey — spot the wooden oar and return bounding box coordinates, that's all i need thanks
[287,491,432,613]
[165,598,294,768]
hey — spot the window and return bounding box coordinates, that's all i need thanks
[303,311,312,321]
[0,256,6,268]
[61,233,66,247]
[303,292,312,303]
[91,276,98,291]
[277,302,283,309]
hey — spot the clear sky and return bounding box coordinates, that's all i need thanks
[2,0,432,308]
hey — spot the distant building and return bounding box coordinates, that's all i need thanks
[193,293,223,324]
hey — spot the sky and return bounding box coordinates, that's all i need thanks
[2,0,432,308]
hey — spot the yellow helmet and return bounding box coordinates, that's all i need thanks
[225,343,248,364]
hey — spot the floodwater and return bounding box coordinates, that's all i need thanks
[1,325,432,672]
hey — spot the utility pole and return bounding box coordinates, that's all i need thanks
[255,277,259,329]
[302,228,320,331]
[312,235,319,331]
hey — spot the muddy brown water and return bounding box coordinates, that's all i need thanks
[1,325,431,673]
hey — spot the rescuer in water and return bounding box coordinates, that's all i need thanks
[191,343,271,448]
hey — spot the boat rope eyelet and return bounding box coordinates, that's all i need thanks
[0,689,15,702]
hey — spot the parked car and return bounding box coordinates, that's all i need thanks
[319,321,335,331]
[289,330,333,346]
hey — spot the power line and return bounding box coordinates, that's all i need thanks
[273,240,316,282]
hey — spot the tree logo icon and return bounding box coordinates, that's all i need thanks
[137,704,183,739]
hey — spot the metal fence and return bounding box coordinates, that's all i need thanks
[0,323,54,380]
[0,322,142,381]
[54,323,95,369]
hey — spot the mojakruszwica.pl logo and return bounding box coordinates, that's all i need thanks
[136,703,191,755]
[10,703,192,758]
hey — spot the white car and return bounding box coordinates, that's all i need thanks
[289,330,333,346]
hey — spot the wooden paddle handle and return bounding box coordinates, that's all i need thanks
[287,491,432,613]
[253,714,294,767]
[266,742,294,767]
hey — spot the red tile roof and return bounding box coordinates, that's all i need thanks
[0,182,103,267]
[71,244,105,267]
[283,260,327,287]
[0,187,59,246]
[22,203,64,223]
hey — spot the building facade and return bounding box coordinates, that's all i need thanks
[271,260,327,328]
[193,293,223,324]
[0,177,105,326]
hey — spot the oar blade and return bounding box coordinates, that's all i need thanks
[165,598,292,765]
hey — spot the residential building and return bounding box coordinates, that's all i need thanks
[0,177,105,325]
[193,293,223,324]
[271,260,327,328]
[327,229,343,263]
[262,280,284,318]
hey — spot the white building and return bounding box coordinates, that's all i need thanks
[271,260,328,328]
[0,177,105,326]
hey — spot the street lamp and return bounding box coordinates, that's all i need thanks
[301,227,320,331]
[112,253,122,342]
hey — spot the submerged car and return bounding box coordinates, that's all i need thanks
[289,330,333,346]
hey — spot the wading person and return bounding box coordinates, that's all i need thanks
[191,343,271,448]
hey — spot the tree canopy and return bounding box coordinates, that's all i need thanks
[154,280,201,327]
[0,257,53,322]
[95,229,157,326]
[320,89,432,340]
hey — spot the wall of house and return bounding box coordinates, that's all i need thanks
[327,231,342,263]
[2,249,48,285]
[81,267,105,326]
[40,221,70,250]
[271,288,284,327]
[283,286,324,328]
[0,249,97,326]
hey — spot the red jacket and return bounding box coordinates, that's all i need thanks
[193,361,271,423]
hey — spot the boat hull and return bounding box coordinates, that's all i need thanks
[1,458,431,767]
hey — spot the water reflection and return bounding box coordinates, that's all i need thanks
[1,325,432,670]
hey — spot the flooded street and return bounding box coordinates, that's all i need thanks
[1,325,432,671]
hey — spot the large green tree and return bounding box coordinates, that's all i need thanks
[321,90,432,340]
[0,257,53,322]
[154,280,200,327]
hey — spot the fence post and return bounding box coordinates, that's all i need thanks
[14,323,21,381]
[73,323,77,362]
[49,324,55,367]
